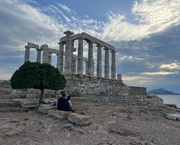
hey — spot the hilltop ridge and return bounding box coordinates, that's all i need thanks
[148,88,179,95]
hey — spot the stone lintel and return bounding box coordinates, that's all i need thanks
[60,32,115,51]
[40,44,48,50]
[48,48,59,54]
[27,42,39,49]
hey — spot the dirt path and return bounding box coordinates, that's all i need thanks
[0,99,180,145]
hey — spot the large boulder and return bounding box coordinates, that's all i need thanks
[68,113,91,126]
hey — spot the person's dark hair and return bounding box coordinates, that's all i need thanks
[62,93,66,97]
[67,95,71,101]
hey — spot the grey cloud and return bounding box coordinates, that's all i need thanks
[113,24,180,73]
[0,0,65,79]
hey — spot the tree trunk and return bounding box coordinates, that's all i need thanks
[39,89,44,104]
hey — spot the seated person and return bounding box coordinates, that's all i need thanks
[57,93,67,110]
[64,95,75,113]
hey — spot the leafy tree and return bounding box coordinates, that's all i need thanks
[10,62,66,103]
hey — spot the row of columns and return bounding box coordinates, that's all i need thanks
[59,31,116,79]
[24,45,59,68]
[24,46,42,63]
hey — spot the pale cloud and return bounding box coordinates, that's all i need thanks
[122,75,153,86]
[57,3,75,14]
[142,71,179,76]
[123,76,151,81]
[44,5,71,22]
[118,55,145,61]
[132,0,180,26]
[0,0,67,47]
[159,62,180,70]
[101,0,180,41]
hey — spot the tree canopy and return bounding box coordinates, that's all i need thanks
[10,62,66,103]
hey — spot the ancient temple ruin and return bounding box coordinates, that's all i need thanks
[23,30,163,105]
[24,30,117,79]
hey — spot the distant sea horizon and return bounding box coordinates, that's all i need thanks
[157,95,180,108]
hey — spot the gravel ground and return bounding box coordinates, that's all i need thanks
[0,98,180,145]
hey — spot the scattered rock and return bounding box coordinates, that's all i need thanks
[108,127,136,136]
[68,113,91,126]
[19,99,39,108]
[166,114,180,120]
[111,112,131,119]
[37,104,52,114]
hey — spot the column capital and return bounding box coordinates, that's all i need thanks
[36,48,42,51]
[58,41,65,45]
[25,46,30,49]
[104,47,109,50]
[78,37,83,40]
[111,50,117,53]
[64,30,74,37]
[96,44,102,48]
[86,39,93,44]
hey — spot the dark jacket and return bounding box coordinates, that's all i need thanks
[57,97,67,110]
[64,99,74,112]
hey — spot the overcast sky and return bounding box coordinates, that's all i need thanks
[0,0,180,93]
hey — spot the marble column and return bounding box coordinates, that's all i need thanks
[24,46,30,62]
[111,50,116,79]
[87,40,93,76]
[42,44,49,63]
[36,49,41,63]
[64,30,74,74]
[85,60,88,75]
[48,53,52,64]
[58,42,64,72]
[71,41,77,74]
[56,53,60,69]
[104,47,109,78]
[71,43,76,74]
[92,62,95,76]
[97,44,102,77]
[71,56,76,74]
[77,38,83,74]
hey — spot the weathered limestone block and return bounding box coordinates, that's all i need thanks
[37,104,54,114]
[59,111,72,119]
[68,113,91,126]
[166,114,180,120]
[19,99,39,108]
[48,110,72,119]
